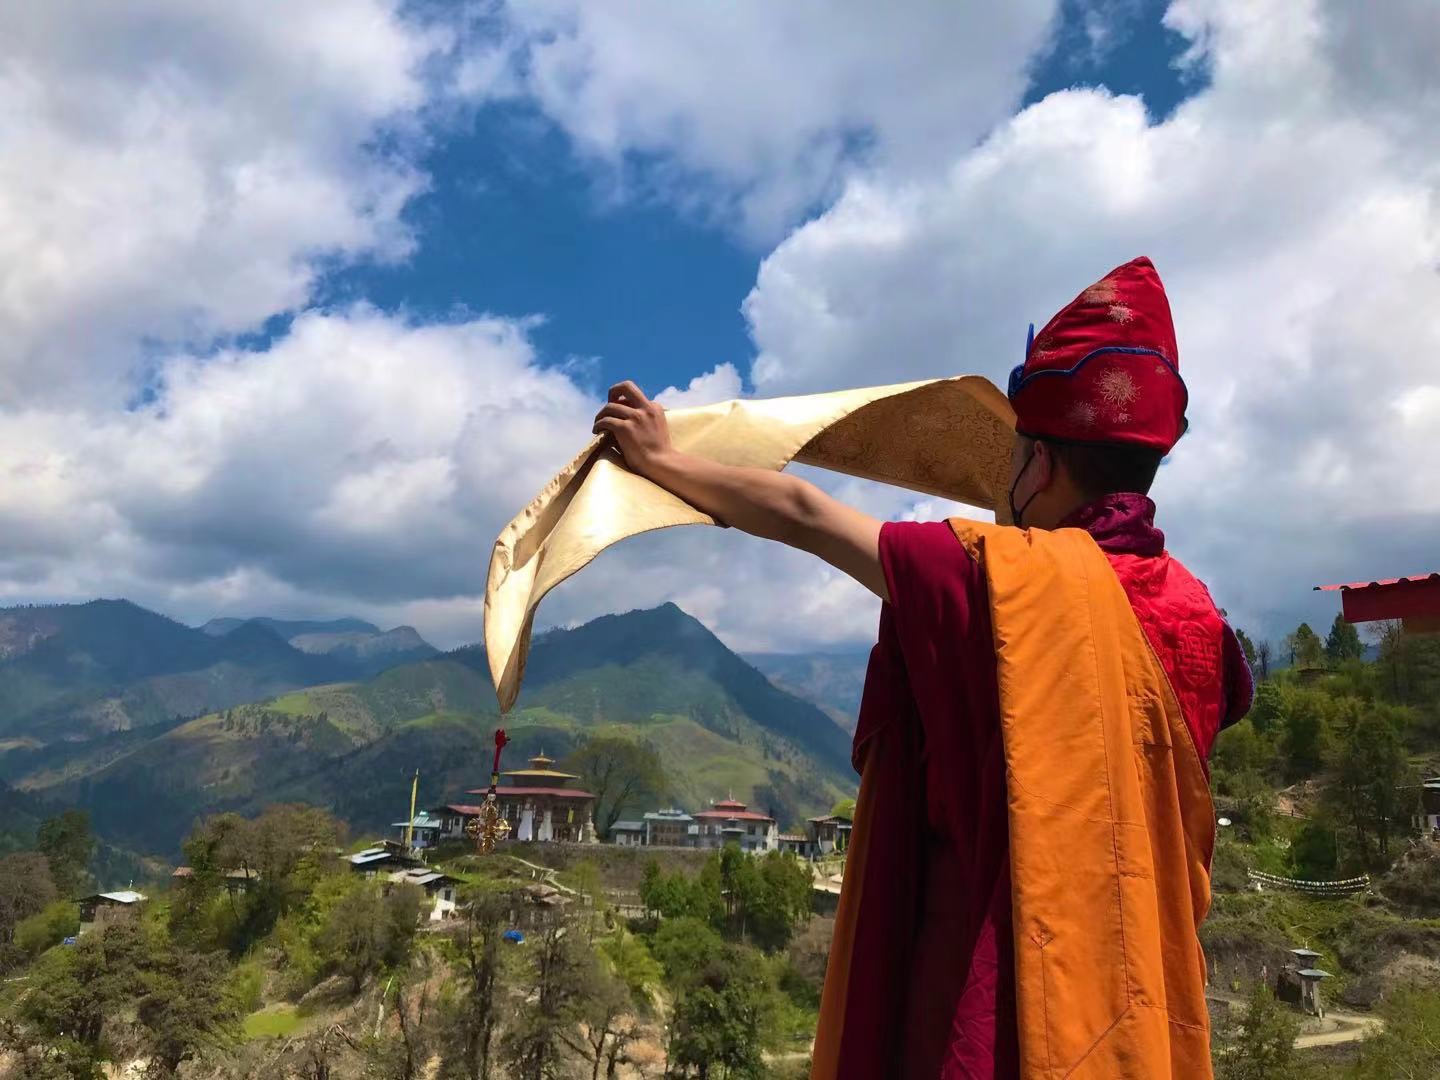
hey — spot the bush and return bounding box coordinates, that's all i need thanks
[650,917,725,986]
[317,880,422,991]
[13,900,79,957]
[1291,818,1339,880]
[1213,983,1306,1080]
[598,929,662,1008]
[1350,984,1440,1077]
[228,958,266,1014]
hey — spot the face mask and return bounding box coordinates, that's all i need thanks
[1008,442,1040,527]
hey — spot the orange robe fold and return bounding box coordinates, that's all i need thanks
[814,522,1216,1080]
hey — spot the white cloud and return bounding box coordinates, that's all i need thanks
[463,0,1059,239]
[0,0,445,406]
[655,363,743,408]
[742,0,1440,643]
[0,308,594,644]
[0,300,927,653]
[5,0,1437,662]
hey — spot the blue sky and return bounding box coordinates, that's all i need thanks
[2,0,1436,653]
[325,0,1200,398]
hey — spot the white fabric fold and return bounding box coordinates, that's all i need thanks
[484,375,1016,711]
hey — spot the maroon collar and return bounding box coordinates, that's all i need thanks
[1060,493,1164,557]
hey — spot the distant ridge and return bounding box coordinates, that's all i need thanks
[5,603,856,854]
[201,616,382,638]
[200,615,436,676]
[0,600,433,741]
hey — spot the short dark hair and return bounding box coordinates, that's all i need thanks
[1045,439,1165,498]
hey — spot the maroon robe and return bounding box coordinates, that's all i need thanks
[834,494,1252,1079]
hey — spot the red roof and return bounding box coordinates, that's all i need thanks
[1314,573,1440,592]
[711,798,748,810]
[444,803,484,815]
[466,786,596,800]
[1313,573,1440,625]
[694,809,774,822]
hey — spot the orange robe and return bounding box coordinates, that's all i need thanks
[815,521,1218,1080]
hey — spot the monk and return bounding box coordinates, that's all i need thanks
[592,257,1253,1079]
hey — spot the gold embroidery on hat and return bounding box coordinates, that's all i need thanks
[1098,368,1138,407]
[1107,303,1134,324]
[1111,409,1131,424]
[1081,279,1119,304]
[1067,402,1098,428]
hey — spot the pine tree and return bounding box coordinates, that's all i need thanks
[1235,629,1259,672]
[1324,613,1364,663]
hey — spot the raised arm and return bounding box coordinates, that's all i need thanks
[593,381,888,602]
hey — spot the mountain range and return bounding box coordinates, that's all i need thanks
[0,601,857,857]
[200,615,435,672]
[744,649,870,732]
[0,601,436,747]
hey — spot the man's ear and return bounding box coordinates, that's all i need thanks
[1031,439,1058,491]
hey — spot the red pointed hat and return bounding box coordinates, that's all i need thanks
[1007,256,1187,453]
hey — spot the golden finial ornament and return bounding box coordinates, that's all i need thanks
[468,729,512,855]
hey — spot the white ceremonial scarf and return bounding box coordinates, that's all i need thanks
[484,375,1016,711]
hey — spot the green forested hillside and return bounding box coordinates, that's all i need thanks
[1195,618,1440,1066]
[0,601,349,740]
[744,649,870,732]
[5,604,856,855]
[0,601,437,745]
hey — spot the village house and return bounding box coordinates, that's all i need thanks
[1415,777,1440,834]
[607,801,861,855]
[610,821,646,846]
[692,797,778,852]
[78,890,146,930]
[608,808,699,847]
[777,833,809,856]
[387,867,463,921]
[437,803,485,842]
[644,807,697,847]
[807,814,852,855]
[346,846,424,877]
[390,810,444,851]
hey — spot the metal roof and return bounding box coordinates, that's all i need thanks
[1314,572,1440,625]
[611,821,646,831]
[1296,968,1332,979]
[91,890,146,904]
[390,812,443,829]
[349,849,398,864]
[644,809,694,822]
[389,869,458,888]
[1314,573,1440,592]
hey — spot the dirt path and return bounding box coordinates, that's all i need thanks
[505,853,578,895]
[1210,991,1383,1050]
[1293,1010,1384,1049]
[812,864,842,895]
